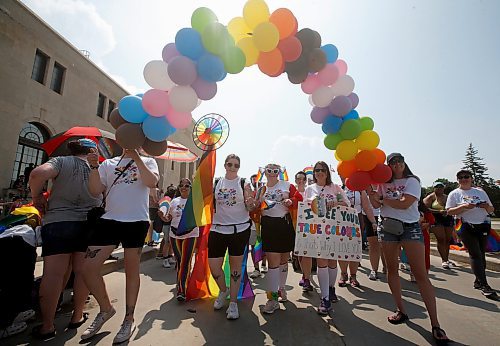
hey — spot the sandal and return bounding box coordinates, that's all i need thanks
[67,312,89,329]
[432,326,450,345]
[387,310,409,325]
[338,273,348,287]
[349,275,360,288]
[31,325,56,340]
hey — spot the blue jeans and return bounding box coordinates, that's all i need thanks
[378,221,423,243]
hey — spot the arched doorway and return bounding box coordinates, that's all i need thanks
[10,122,50,187]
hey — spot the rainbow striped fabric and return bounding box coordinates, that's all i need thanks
[303,166,314,175]
[279,167,289,181]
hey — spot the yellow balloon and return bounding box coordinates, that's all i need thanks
[237,37,259,66]
[334,150,341,162]
[336,140,358,161]
[355,130,380,150]
[252,22,279,52]
[243,0,270,30]
[228,17,251,42]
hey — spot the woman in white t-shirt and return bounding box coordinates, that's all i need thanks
[258,163,303,315]
[294,171,310,288]
[368,153,448,343]
[446,169,495,296]
[159,178,199,302]
[304,161,349,316]
[209,154,255,320]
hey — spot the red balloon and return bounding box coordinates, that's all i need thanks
[278,36,302,62]
[370,164,393,183]
[345,171,371,191]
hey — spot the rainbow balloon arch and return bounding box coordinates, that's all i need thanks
[110,0,392,191]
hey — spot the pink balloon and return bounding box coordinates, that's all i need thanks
[310,106,330,124]
[142,89,170,117]
[191,77,217,100]
[162,43,180,63]
[301,74,321,94]
[166,109,192,129]
[335,59,348,76]
[318,63,339,86]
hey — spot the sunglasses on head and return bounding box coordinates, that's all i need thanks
[179,184,191,188]
[266,168,280,174]
[389,158,404,165]
[226,162,240,169]
[457,175,471,180]
[314,168,327,173]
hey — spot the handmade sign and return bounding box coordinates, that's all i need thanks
[294,201,362,261]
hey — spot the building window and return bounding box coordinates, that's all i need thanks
[31,49,49,84]
[171,161,175,170]
[97,93,106,118]
[107,100,115,119]
[180,162,186,179]
[49,62,65,94]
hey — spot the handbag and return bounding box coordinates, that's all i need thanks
[382,217,405,236]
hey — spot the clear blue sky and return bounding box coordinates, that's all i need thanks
[22,0,500,186]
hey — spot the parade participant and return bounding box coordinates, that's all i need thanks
[304,162,348,315]
[159,178,198,302]
[446,170,496,296]
[423,182,454,269]
[258,163,302,314]
[209,154,255,320]
[146,184,162,246]
[368,153,448,344]
[81,149,159,343]
[249,174,266,278]
[29,139,100,340]
[294,171,312,289]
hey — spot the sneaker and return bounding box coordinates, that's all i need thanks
[168,256,176,265]
[113,320,136,344]
[278,287,288,302]
[0,322,27,339]
[176,292,186,302]
[480,285,496,296]
[13,309,35,323]
[81,307,116,340]
[447,260,457,267]
[368,270,378,281]
[226,302,239,320]
[249,270,261,279]
[213,290,229,310]
[473,280,482,290]
[442,262,450,269]
[329,286,339,303]
[317,298,333,316]
[302,279,313,292]
[400,263,411,271]
[298,276,305,287]
[262,299,280,314]
[260,265,268,273]
[162,259,171,268]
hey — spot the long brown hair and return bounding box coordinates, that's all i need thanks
[313,161,333,185]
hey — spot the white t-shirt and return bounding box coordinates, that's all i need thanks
[305,183,349,205]
[261,181,293,218]
[344,188,362,214]
[99,156,159,222]
[168,197,199,239]
[377,177,421,223]
[211,177,251,234]
[446,187,492,224]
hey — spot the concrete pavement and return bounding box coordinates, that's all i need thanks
[5,253,500,345]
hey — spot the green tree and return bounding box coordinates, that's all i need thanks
[462,143,489,187]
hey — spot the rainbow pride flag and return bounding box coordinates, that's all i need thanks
[279,167,289,181]
[223,247,254,299]
[175,150,216,236]
[252,235,264,263]
[256,167,264,182]
[303,166,314,176]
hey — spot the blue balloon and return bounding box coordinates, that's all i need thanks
[142,116,175,142]
[321,44,338,64]
[197,53,225,82]
[118,96,148,124]
[135,93,144,98]
[175,28,204,61]
[343,110,360,121]
[321,115,343,134]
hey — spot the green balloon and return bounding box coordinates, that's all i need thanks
[340,119,362,140]
[191,7,218,33]
[324,133,343,150]
[202,22,232,56]
[359,117,374,131]
[222,46,246,74]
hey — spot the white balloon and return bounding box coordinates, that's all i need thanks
[311,86,334,107]
[143,60,175,91]
[331,75,355,96]
[169,85,198,113]
[308,94,315,107]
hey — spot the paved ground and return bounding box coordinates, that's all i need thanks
[5,253,500,346]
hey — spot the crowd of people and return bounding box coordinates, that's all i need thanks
[0,140,498,345]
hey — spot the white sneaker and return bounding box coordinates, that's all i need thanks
[260,265,268,273]
[81,307,116,340]
[262,299,280,314]
[113,320,136,344]
[0,322,27,339]
[278,288,288,302]
[368,270,378,281]
[447,260,457,267]
[226,302,239,320]
[168,256,176,265]
[442,262,450,269]
[249,270,261,279]
[13,309,35,323]
[162,259,171,268]
[213,290,229,310]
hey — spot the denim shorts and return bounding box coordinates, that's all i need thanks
[378,221,424,243]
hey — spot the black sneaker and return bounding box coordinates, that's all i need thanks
[473,280,481,290]
[480,285,495,296]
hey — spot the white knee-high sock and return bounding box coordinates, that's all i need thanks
[328,266,338,287]
[279,263,288,289]
[267,267,280,293]
[317,266,329,300]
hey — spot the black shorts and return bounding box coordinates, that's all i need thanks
[432,213,453,227]
[88,218,149,248]
[364,214,378,237]
[41,221,90,256]
[261,214,295,253]
[208,227,250,258]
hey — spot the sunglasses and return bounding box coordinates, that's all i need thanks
[226,162,240,169]
[314,168,327,173]
[266,168,280,174]
[389,158,404,165]
[457,175,471,180]
[179,184,191,188]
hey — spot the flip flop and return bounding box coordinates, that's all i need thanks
[432,326,450,345]
[387,310,409,325]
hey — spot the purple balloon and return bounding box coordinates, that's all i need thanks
[310,106,330,124]
[162,43,180,63]
[328,95,352,117]
[167,56,197,86]
[191,77,217,100]
[348,92,359,109]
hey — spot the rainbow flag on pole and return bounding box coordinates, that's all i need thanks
[303,166,314,176]
[279,167,289,181]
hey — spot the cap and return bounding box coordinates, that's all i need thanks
[78,138,97,149]
[386,152,404,164]
[456,169,472,177]
[433,181,445,188]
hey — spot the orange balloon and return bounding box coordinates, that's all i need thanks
[278,36,302,62]
[372,148,386,164]
[269,8,298,39]
[355,150,377,171]
[268,59,285,77]
[337,160,357,178]
[258,48,284,76]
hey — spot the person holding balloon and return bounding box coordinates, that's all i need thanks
[367,153,449,344]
